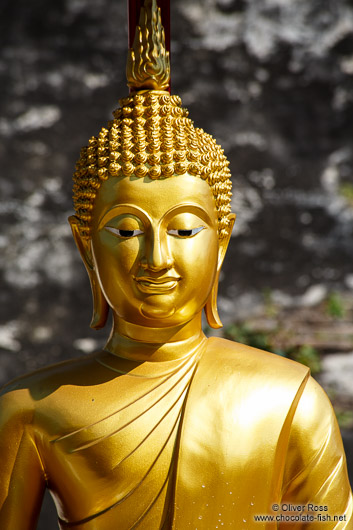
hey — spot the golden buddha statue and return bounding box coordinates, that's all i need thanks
[0,1,352,528]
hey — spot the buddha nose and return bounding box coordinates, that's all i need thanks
[141,229,172,271]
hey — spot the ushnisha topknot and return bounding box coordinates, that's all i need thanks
[73,90,232,240]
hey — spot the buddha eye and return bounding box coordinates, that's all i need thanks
[168,227,204,238]
[105,227,144,238]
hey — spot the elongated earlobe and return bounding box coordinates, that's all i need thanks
[89,272,109,330]
[69,216,109,330]
[205,213,236,329]
[205,271,222,328]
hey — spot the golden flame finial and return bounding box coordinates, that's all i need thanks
[127,0,170,91]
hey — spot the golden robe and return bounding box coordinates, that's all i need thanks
[0,338,352,529]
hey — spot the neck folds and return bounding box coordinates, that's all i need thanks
[104,312,206,362]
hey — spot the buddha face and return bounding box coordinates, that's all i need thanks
[77,173,229,329]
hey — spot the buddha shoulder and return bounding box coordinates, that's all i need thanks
[189,337,322,437]
[204,336,310,383]
[0,353,102,420]
[196,336,313,415]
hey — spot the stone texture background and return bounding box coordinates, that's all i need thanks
[0,0,353,527]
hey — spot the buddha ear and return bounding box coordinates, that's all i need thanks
[68,216,93,269]
[205,213,236,329]
[68,216,109,330]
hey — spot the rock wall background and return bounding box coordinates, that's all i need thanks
[0,0,353,527]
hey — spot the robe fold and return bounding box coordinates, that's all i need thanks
[173,338,353,528]
[0,338,352,529]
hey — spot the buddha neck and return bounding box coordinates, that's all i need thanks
[104,313,206,362]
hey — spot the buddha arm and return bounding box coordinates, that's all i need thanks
[0,388,46,530]
[281,375,353,527]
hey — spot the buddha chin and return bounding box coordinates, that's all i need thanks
[140,297,176,320]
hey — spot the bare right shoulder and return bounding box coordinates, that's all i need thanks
[0,353,101,422]
[0,376,35,430]
[0,351,123,435]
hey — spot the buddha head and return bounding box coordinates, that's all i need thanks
[69,0,235,333]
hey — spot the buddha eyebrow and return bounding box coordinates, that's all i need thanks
[164,203,213,225]
[98,204,150,229]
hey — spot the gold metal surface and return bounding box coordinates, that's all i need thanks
[127,0,170,91]
[73,91,233,242]
[0,0,352,528]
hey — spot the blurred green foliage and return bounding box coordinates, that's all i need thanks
[224,323,272,352]
[262,288,279,318]
[224,324,321,374]
[335,409,353,430]
[339,182,353,206]
[326,292,346,319]
[291,345,321,375]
